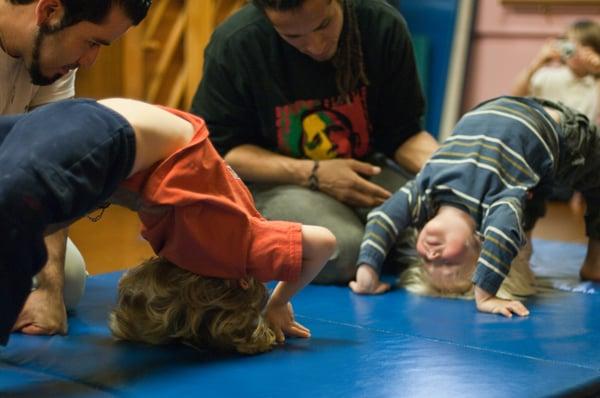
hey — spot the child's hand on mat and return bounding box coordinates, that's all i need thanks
[13,287,68,335]
[265,301,310,342]
[475,286,529,318]
[349,264,391,295]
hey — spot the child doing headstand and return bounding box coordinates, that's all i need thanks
[512,20,600,123]
[0,98,336,352]
[108,105,336,354]
[350,96,600,317]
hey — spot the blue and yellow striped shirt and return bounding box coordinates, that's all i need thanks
[358,96,563,294]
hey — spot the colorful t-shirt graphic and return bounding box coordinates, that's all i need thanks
[275,88,371,160]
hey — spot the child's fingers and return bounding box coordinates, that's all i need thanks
[284,320,310,335]
[374,282,391,294]
[499,307,513,318]
[348,281,366,294]
[349,280,390,295]
[286,322,311,339]
[274,327,285,343]
[508,301,530,317]
[292,320,310,334]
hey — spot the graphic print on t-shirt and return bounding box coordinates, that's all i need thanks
[275,88,370,160]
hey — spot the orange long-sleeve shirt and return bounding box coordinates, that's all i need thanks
[120,108,302,282]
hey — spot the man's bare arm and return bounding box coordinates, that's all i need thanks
[226,144,390,207]
[393,130,438,173]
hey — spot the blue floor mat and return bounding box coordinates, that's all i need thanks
[1,239,600,397]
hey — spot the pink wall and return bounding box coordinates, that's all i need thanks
[461,1,600,112]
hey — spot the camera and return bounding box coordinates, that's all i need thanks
[557,40,575,60]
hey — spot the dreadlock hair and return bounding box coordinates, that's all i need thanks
[109,257,276,355]
[331,0,369,100]
[252,0,369,100]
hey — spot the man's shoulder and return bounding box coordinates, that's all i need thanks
[354,0,406,25]
[0,48,75,113]
[353,0,409,48]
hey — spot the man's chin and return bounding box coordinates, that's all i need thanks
[311,53,335,63]
[31,75,62,86]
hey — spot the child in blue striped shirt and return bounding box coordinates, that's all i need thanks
[350,96,600,317]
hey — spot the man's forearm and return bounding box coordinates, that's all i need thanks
[393,130,438,173]
[224,144,314,185]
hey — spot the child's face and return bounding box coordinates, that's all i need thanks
[416,216,480,294]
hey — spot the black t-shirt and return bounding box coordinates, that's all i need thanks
[191,0,425,160]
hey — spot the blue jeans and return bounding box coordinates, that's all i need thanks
[0,99,135,344]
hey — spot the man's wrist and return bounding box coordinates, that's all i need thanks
[308,160,319,191]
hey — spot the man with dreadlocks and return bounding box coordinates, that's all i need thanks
[191,0,438,289]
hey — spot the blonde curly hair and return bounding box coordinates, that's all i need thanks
[400,239,536,300]
[109,257,276,354]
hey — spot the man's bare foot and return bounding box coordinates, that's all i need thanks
[12,288,67,335]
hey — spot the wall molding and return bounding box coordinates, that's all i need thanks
[501,0,600,5]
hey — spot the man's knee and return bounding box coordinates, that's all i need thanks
[253,185,329,221]
[313,228,364,284]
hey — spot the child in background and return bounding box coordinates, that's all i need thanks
[512,20,600,211]
[350,96,600,317]
[512,20,600,123]
[0,98,336,353]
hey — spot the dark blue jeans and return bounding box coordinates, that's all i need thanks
[0,99,135,344]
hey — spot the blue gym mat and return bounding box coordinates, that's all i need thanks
[1,239,600,398]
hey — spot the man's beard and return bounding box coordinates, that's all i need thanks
[29,25,64,86]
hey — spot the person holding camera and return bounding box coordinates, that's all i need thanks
[511,20,600,210]
[511,20,600,123]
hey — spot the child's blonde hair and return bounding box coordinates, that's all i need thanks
[109,257,276,354]
[400,239,536,300]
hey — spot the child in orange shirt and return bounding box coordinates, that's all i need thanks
[0,98,336,353]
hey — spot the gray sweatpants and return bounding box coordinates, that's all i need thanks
[249,154,415,284]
